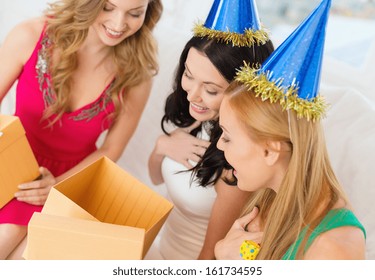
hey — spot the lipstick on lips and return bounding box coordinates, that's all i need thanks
[190,102,209,114]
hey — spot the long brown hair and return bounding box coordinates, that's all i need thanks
[43,0,162,122]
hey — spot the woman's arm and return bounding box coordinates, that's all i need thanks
[0,18,44,103]
[198,171,253,259]
[148,121,209,185]
[148,134,169,185]
[15,78,153,205]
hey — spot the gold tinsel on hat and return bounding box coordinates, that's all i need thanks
[235,63,329,121]
[193,23,269,47]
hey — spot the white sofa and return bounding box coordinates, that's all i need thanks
[1,0,374,259]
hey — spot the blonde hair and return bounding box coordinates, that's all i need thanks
[43,0,162,122]
[225,81,349,259]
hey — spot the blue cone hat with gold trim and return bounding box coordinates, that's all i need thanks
[236,0,331,121]
[193,0,269,47]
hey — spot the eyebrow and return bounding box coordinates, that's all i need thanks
[184,63,225,89]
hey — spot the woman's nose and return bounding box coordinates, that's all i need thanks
[112,13,127,31]
[187,86,202,102]
[217,134,224,151]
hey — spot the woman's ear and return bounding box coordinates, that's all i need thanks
[263,141,281,166]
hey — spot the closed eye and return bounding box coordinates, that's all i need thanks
[103,5,114,12]
[129,10,145,18]
[183,70,193,80]
[206,89,218,95]
[130,13,142,18]
[220,135,230,143]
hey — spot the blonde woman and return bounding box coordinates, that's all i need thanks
[0,0,162,259]
[214,0,366,260]
[215,83,366,259]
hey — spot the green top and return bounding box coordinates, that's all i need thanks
[282,208,366,260]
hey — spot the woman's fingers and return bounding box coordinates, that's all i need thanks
[167,129,210,163]
[14,189,49,205]
[184,121,202,133]
[233,207,260,230]
[15,167,56,205]
[195,138,210,149]
[193,145,208,157]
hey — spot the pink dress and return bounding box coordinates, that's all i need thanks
[0,26,115,225]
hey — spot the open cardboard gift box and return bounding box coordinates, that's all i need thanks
[0,114,40,208]
[24,156,173,260]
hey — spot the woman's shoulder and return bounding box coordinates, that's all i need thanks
[9,17,45,42]
[304,224,366,259]
[3,17,46,63]
[304,206,366,259]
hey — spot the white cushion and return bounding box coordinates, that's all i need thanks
[322,84,375,259]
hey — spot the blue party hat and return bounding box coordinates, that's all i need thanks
[236,0,331,121]
[193,0,269,47]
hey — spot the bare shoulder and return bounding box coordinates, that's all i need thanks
[11,17,45,40]
[304,226,366,259]
[2,17,46,63]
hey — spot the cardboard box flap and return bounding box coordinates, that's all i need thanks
[42,188,99,222]
[0,114,25,152]
[41,159,99,221]
[26,213,145,260]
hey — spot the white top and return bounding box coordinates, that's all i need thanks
[145,128,217,259]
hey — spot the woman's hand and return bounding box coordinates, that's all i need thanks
[158,121,210,169]
[14,167,56,206]
[214,207,263,260]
